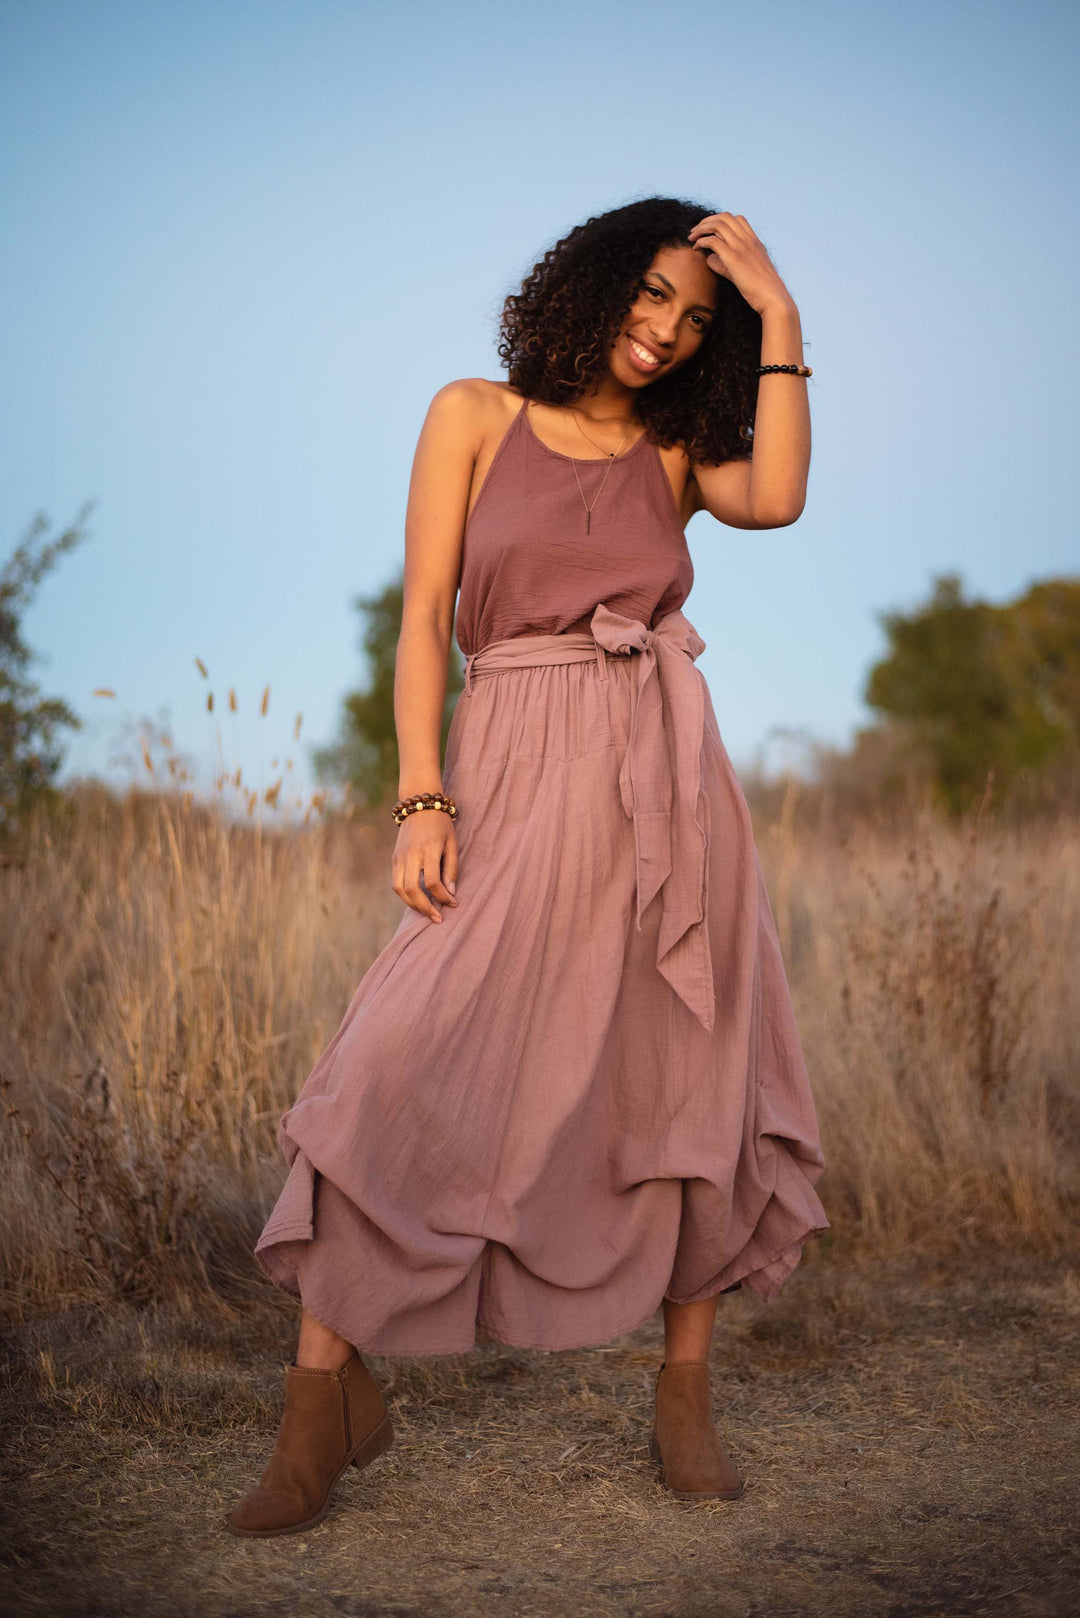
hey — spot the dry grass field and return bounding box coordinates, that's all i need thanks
[2,771,1078,1616]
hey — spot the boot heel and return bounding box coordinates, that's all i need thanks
[352,1414,394,1470]
[652,1362,745,1501]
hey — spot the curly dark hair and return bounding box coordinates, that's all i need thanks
[497,195,762,467]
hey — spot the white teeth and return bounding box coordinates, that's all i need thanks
[630,338,660,366]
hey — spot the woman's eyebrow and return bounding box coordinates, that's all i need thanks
[648,272,715,316]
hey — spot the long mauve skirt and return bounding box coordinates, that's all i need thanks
[254,604,829,1356]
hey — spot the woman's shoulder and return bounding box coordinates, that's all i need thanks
[428,377,524,430]
[419,381,527,479]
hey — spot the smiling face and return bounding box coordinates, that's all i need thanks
[608,244,719,387]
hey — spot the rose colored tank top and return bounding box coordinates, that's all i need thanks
[454,395,694,659]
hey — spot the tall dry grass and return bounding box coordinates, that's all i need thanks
[2,744,1078,1328]
[770,785,1080,1259]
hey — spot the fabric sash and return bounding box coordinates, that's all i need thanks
[462,601,715,1033]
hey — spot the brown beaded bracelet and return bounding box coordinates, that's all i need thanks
[756,362,812,376]
[391,791,459,827]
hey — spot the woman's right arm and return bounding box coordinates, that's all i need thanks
[391,379,485,922]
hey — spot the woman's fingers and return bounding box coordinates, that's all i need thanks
[392,817,460,921]
[422,861,458,911]
[690,232,733,278]
[687,211,756,245]
[394,856,442,921]
[441,836,458,899]
[400,859,445,921]
[686,214,745,279]
[687,213,786,312]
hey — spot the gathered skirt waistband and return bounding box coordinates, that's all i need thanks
[461,601,715,1032]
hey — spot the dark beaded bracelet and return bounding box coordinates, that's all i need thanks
[756,362,812,376]
[391,790,459,827]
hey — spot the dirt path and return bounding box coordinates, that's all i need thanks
[3,1253,1078,1617]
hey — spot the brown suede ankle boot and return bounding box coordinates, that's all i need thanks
[225,1347,394,1536]
[650,1359,744,1501]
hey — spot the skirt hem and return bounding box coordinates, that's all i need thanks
[251,1213,830,1358]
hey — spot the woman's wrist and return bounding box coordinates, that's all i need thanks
[758,299,804,367]
[398,779,445,799]
[758,293,800,324]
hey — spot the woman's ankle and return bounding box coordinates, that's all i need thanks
[294,1347,354,1372]
[296,1308,355,1371]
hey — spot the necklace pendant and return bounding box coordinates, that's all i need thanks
[585,509,591,535]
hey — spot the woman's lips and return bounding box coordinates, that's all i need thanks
[626,334,664,372]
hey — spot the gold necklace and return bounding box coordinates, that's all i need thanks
[570,406,639,458]
[558,409,634,534]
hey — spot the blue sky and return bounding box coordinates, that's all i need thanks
[2,0,1077,810]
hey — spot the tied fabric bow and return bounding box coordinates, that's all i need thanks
[587,602,715,1033]
[461,601,716,1033]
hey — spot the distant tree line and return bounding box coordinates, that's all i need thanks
[309,577,465,811]
[0,506,91,840]
[864,572,1080,815]
[2,509,1077,831]
[320,569,1080,820]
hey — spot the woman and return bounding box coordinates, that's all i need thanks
[226,195,829,1536]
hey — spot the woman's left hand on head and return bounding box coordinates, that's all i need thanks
[686,213,795,316]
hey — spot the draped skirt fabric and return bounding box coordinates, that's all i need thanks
[254,606,830,1357]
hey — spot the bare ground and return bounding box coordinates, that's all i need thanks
[2,1251,1079,1618]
